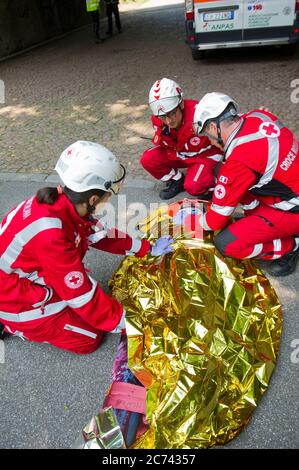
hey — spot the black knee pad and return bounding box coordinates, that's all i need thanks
[214,228,237,256]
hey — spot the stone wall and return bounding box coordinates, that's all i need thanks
[0,0,90,58]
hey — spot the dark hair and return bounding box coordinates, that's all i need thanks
[36,186,107,206]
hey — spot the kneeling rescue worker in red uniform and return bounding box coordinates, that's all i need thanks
[0,141,173,352]
[140,78,223,200]
[182,92,299,277]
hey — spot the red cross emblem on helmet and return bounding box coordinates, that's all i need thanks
[259,122,280,138]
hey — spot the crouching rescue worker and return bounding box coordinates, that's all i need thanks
[0,141,173,353]
[178,92,299,277]
[140,78,223,200]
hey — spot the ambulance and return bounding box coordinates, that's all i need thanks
[185,0,299,59]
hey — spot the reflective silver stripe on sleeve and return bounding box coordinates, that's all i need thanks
[88,229,108,244]
[66,276,97,309]
[0,201,25,236]
[240,200,260,211]
[210,204,236,217]
[0,217,62,274]
[197,145,212,154]
[247,243,263,258]
[272,239,282,259]
[271,198,299,211]
[207,153,223,162]
[125,238,142,256]
[63,324,97,339]
[177,151,199,159]
[0,299,67,323]
[177,145,213,159]
[110,308,126,334]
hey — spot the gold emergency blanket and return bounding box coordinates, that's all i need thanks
[110,200,282,449]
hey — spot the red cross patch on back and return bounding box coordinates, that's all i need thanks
[259,122,280,138]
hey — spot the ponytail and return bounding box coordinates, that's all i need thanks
[36,185,108,209]
[36,187,60,205]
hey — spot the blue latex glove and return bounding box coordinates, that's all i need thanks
[151,235,174,257]
[172,207,202,226]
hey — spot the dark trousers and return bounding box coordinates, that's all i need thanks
[106,4,122,33]
[91,10,100,39]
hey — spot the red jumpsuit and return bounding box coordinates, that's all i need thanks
[140,99,223,196]
[198,109,299,260]
[0,194,150,353]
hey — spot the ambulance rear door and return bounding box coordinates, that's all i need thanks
[243,0,297,41]
[194,0,245,45]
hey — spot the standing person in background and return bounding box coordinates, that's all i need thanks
[86,0,103,44]
[105,0,122,36]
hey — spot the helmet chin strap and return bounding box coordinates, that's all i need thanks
[216,120,224,147]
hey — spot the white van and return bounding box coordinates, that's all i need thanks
[185,0,299,59]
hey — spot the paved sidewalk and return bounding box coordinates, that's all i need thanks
[0,0,298,180]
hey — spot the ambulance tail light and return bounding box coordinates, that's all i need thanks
[185,0,194,20]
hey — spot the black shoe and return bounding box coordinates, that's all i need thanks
[267,247,299,277]
[106,31,113,36]
[0,322,10,340]
[95,37,104,44]
[159,176,185,200]
[118,29,122,33]
[197,191,213,202]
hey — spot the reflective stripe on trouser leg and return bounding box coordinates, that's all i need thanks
[214,222,296,260]
[184,158,217,196]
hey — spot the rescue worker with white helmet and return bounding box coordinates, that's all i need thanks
[176,92,299,277]
[0,141,173,352]
[140,78,223,200]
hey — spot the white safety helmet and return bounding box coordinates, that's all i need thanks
[149,78,183,116]
[55,141,126,194]
[193,92,239,135]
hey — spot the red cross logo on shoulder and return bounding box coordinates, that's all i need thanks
[64,271,84,289]
[259,122,280,138]
[67,148,73,156]
[214,184,226,199]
